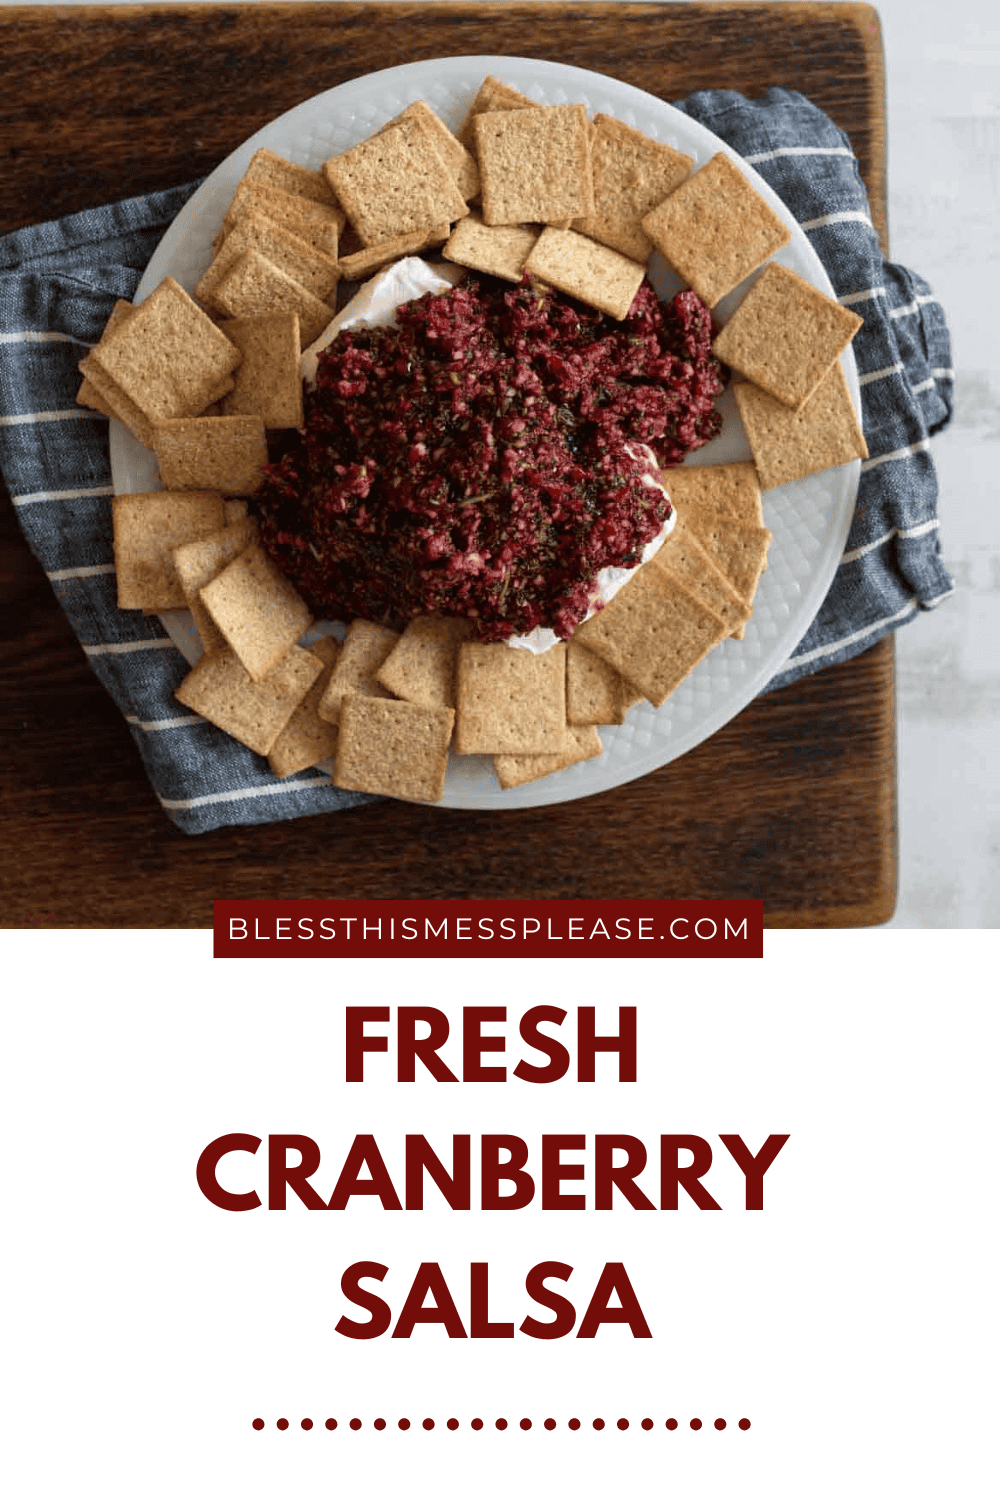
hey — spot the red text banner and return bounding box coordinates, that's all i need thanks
[213,900,763,958]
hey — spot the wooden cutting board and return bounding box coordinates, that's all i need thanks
[0,2,895,928]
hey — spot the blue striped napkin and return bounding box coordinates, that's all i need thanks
[0,88,954,833]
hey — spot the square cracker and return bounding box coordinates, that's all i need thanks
[475,104,595,226]
[198,539,313,681]
[334,694,455,804]
[212,248,333,347]
[223,181,345,254]
[171,517,259,652]
[734,362,868,490]
[241,148,339,207]
[318,619,401,725]
[219,313,304,429]
[112,490,226,611]
[376,615,474,710]
[152,415,268,496]
[267,636,342,778]
[323,114,469,247]
[712,261,863,410]
[89,276,241,423]
[197,213,340,308]
[523,227,645,320]
[573,114,693,264]
[175,643,323,758]
[338,222,451,281]
[443,212,540,283]
[383,101,480,202]
[455,641,567,755]
[457,75,541,149]
[494,723,603,790]
[688,517,773,613]
[641,152,791,308]
[566,640,642,726]
[573,563,729,708]
[661,461,764,528]
[649,518,752,637]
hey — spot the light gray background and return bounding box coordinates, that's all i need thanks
[4,0,996,925]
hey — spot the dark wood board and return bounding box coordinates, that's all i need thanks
[0,2,896,928]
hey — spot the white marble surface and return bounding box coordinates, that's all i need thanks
[3,0,995,925]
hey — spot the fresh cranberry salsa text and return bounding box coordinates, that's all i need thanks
[255,275,727,641]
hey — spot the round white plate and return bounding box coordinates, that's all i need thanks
[113,56,861,810]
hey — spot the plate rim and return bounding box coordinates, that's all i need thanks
[115,54,861,811]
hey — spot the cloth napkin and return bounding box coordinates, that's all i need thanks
[0,87,954,834]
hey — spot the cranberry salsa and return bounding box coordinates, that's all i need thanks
[255,271,728,642]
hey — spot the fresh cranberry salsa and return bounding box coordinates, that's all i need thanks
[255,273,727,641]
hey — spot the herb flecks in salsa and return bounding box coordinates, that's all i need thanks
[254,273,726,641]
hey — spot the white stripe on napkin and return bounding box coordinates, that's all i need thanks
[839,286,887,306]
[861,437,932,473]
[12,484,114,507]
[890,294,939,319]
[0,408,102,427]
[799,209,875,232]
[0,330,88,346]
[791,600,919,666]
[858,362,904,386]
[158,774,334,812]
[841,518,939,565]
[83,638,178,656]
[744,145,855,164]
[47,563,115,581]
[125,712,204,732]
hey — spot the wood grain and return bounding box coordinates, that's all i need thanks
[0,2,896,928]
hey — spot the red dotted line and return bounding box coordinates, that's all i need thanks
[252,1416,751,1432]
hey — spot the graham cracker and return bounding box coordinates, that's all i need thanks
[713,261,864,410]
[175,642,324,758]
[88,276,241,424]
[77,348,155,448]
[689,517,774,612]
[198,539,313,681]
[641,152,792,308]
[212,248,334,346]
[77,300,136,418]
[152,415,268,496]
[334,694,455,803]
[457,75,541,149]
[376,615,474,710]
[661,461,765,528]
[112,490,227,611]
[566,639,643,726]
[523,227,645,320]
[223,181,344,255]
[455,641,567,755]
[494,723,603,790]
[475,104,595,226]
[574,114,693,264]
[267,636,342,778]
[734,362,868,490]
[219,312,304,429]
[650,514,754,637]
[573,563,729,708]
[383,101,480,201]
[318,619,401,725]
[197,213,340,308]
[338,223,451,281]
[241,148,340,208]
[442,212,540,283]
[171,518,260,652]
[324,114,469,247]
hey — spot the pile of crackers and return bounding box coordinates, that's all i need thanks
[77,74,869,803]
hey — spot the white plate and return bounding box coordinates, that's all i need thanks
[112,55,861,810]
